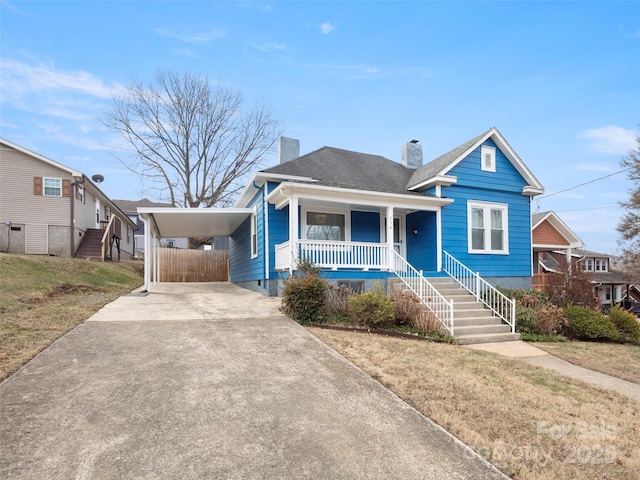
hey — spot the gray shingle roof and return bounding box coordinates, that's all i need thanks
[262,146,423,196]
[407,129,491,189]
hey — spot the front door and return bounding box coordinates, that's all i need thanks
[95,198,101,228]
[382,215,406,258]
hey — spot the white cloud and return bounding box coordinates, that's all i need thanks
[321,22,334,34]
[578,125,637,155]
[0,58,118,100]
[154,27,226,45]
[250,42,287,53]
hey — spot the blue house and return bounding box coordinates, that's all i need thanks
[140,128,543,340]
[231,127,543,293]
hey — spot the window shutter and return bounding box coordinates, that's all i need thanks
[34,177,43,195]
[62,179,71,197]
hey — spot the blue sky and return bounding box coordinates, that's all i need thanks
[1,1,638,255]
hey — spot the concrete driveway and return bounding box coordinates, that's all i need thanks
[0,283,506,479]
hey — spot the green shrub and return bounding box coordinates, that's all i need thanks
[282,274,327,324]
[608,304,640,343]
[348,291,395,328]
[516,306,539,334]
[564,305,619,341]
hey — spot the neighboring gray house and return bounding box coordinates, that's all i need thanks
[0,138,137,259]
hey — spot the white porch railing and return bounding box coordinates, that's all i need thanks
[442,250,516,333]
[391,250,454,335]
[275,240,390,271]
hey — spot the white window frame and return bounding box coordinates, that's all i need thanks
[582,258,594,272]
[301,206,350,241]
[481,145,496,172]
[467,201,509,254]
[77,184,85,203]
[166,239,176,248]
[43,177,62,197]
[595,258,608,272]
[250,207,258,259]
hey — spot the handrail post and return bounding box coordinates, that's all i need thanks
[475,272,480,302]
[511,298,516,333]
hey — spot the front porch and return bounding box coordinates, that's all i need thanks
[275,240,392,272]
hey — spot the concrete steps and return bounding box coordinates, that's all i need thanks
[392,276,519,345]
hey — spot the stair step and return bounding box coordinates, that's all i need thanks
[454,316,504,326]
[456,332,520,345]
[454,324,513,336]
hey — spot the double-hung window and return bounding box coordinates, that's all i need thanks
[468,201,508,254]
[595,258,608,272]
[44,178,62,197]
[305,211,346,241]
[582,259,593,272]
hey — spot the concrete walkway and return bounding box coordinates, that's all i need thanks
[1,283,507,480]
[466,341,640,403]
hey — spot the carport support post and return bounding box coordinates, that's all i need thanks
[142,216,151,291]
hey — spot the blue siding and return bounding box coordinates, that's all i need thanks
[440,139,532,277]
[407,211,437,272]
[268,203,289,279]
[351,211,380,242]
[230,187,265,283]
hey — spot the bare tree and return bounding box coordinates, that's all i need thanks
[617,130,640,275]
[104,69,280,209]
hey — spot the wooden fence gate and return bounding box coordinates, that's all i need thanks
[158,248,229,282]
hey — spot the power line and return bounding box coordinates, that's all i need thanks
[555,203,619,213]
[537,166,632,200]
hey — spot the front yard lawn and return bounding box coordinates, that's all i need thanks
[309,327,640,480]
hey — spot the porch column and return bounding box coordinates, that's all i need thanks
[386,206,394,270]
[436,209,443,271]
[289,196,299,272]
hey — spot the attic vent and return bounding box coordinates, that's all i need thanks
[481,145,496,172]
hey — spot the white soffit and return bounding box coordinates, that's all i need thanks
[137,208,252,238]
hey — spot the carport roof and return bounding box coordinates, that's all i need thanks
[137,208,252,238]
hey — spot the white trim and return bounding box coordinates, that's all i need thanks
[250,207,258,259]
[43,177,62,197]
[436,209,443,271]
[407,127,545,193]
[379,214,406,258]
[467,200,509,255]
[481,145,496,172]
[301,205,350,241]
[1,138,82,177]
[234,172,317,208]
[267,182,453,211]
[263,185,270,280]
[532,211,583,249]
[409,175,458,191]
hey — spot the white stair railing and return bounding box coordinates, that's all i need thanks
[442,251,516,333]
[391,250,454,335]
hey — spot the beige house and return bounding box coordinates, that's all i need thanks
[0,138,137,259]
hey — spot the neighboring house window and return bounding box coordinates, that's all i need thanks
[126,225,131,243]
[481,146,496,172]
[595,258,608,272]
[251,209,258,259]
[582,259,593,272]
[605,286,611,301]
[77,184,85,203]
[166,239,175,248]
[43,178,62,197]
[468,201,508,254]
[305,211,346,241]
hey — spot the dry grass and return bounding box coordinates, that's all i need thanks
[308,328,640,480]
[534,341,640,385]
[0,254,143,381]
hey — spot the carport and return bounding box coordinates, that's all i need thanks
[137,208,252,291]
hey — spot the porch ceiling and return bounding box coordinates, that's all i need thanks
[137,208,252,238]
